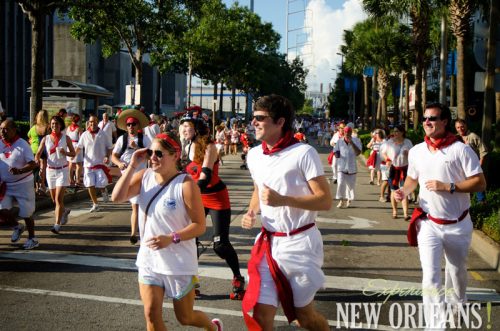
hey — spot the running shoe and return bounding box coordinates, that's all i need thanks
[61,209,71,225]
[11,223,25,243]
[102,190,109,203]
[212,318,223,331]
[90,204,101,213]
[51,224,61,234]
[23,237,39,250]
[336,201,344,208]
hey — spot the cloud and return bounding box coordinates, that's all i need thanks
[294,0,366,92]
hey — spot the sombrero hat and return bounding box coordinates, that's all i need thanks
[116,108,149,130]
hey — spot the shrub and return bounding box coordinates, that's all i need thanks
[15,121,30,139]
[470,189,500,243]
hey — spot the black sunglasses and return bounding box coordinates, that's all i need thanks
[127,122,138,127]
[423,116,439,122]
[252,115,271,122]
[147,149,163,158]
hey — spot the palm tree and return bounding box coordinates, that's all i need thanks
[448,0,476,120]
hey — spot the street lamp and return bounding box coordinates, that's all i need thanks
[336,52,344,69]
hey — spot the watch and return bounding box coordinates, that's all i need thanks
[171,232,181,244]
[449,183,456,194]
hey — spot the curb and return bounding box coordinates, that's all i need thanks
[471,230,500,272]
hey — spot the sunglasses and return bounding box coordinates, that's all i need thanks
[147,149,163,158]
[423,116,439,122]
[252,115,271,122]
[127,122,138,127]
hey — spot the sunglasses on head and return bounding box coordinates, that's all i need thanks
[127,122,138,127]
[423,116,439,122]
[146,149,163,158]
[252,115,271,122]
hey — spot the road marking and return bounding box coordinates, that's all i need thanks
[317,216,379,229]
[1,250,499,302]
[0,284,396,330]
[470,271,485,281]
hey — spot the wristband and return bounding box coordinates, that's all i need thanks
[171,232,181,244]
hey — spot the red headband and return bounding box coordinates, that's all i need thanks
[156,133,181,158]
[126,117,139,124]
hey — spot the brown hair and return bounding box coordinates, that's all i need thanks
[154,132,182,170]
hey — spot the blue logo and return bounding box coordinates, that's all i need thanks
[165,199,176,210]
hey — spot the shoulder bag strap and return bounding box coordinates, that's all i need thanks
[144,173,181,223]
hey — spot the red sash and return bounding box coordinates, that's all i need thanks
[89,164,112,184]
[1,135,20,158]
[49,132,62,155]
[243,223,315,330]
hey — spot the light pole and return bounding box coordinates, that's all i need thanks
[336,52,344,70]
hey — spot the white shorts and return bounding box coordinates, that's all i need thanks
[46,167,70,189]
[130,195,138,204]
[83,168,108,188]
[380,164,389,181]
[0,180,35,218]
[138,267,196,300]
[255,226,325,308]
[215,143,224,153]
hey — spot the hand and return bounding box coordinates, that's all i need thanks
[118,162,127,171]
[9,167,19,175]
[59,148,66,156]
[130,148,149,168]
[260,184,284,207]
[424,180,446,192]
[129,140,138,149]
[242,210,256,229]
[103,156,109,164]
[145,235,171,250]
[394,188,405,202]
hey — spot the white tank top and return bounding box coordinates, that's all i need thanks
[45,133,69,168]
[135,170,198,275]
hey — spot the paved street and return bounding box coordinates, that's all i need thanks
[0,143,499,330]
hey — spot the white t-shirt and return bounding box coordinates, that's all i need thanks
[247,142,324,233]
[384,138,413,167]
[0,137,34,185]
[408,141,482,220]
[77,130,112,167]
[136,171,197,275]
[143,123,160,142]
[333,136,362,174]
[112,134,151,171]
[45,133,69,168]
[98,120,116,145]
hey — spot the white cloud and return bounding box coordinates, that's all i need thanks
[294,0,366,92]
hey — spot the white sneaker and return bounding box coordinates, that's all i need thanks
[102,190,109,203]
[23,237,39,250]
[11,223,25,243]
[212,318,223,331]
[90,204,101,212]
[345,200,351,208]
[61,209,71,225]
[336,200,344,208]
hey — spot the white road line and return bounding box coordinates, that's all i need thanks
[0,285,396,330]
[1,250,499,302]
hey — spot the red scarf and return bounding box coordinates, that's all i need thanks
[243,228,297,330]
[89,127,100,137]
[2,135,20,158]
[69,123,79,132]
[262,131,299,155]
[49,131,62,155]
[424,132,460,150]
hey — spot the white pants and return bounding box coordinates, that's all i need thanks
[336,172,356,201]
[417,216,472,330]
[331,157,337,180]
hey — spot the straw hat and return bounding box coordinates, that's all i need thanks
[116,108,149,130]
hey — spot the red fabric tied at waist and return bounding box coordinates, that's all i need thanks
[390,165,408,188]
[48,164,68,170]
[243,223,316,330]
[366,150,377,168]
[407,208,469,246]
[88,164,112,184]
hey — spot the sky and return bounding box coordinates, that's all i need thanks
[223,0,367,92]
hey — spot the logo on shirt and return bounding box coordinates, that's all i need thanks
[164,199,176,210]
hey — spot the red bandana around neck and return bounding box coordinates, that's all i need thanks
[49,131,62,154]
[2,135,20,158]
[69,123,79,132]
[261,131,299,155]
[424,132,460,150]
[89,127,100,136]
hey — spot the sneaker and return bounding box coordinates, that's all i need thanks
[369,180,374,185]
[90,204,100,212]
[102,190,109,203]
[336,200,344,208]
[230,275,246,300]
[11,223,25,243]
[345,200,351,208]
[61,208,71,225]
[212,318,223,331]
[23,237,39,250]
[379,197,386,203]
[51,224,61,234]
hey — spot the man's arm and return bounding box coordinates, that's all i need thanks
[260,175,332,211]
[424,173,486,194]
[242,183,261,229]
